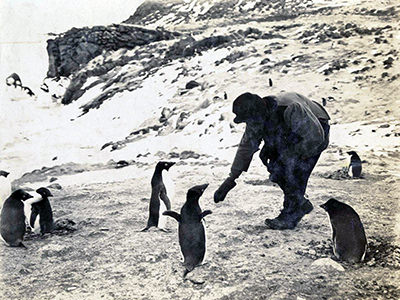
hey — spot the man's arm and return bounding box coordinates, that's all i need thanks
[230,124,263,178]
[214,124,263,203]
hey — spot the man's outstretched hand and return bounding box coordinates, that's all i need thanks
[214,177,237,203]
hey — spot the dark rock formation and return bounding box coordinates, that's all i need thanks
[46,24,180,78]
[185,80,200,89]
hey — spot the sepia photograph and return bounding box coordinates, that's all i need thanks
[0,0,399,299]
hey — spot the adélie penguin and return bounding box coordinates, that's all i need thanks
[320,198,367,263]
[142,161,175,231]
[30,187,55,234]
[163,183,212,277]
[1,189,33,248]
[347,151,362,178]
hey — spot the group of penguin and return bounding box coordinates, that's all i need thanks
[142,155,367,277]
[0,149,364,275]
[0,170,55,248]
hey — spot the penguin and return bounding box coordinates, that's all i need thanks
[142,161,175,231]
[163,183,212,276]
[347,151,362,178]
[5,73,22,88]
[320,198,367,263]
[224,91,228,100]
[22,86,35,97]
[322,97,327,106]
[29,188,55,234]
[40,82,49,93]
[0,170,12,209]
[268,78,273,87]
[0,189,33,248]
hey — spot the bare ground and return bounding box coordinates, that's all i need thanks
[0,156,399,299]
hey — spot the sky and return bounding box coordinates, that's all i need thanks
[0,0,145,42]
[0,0,144,87]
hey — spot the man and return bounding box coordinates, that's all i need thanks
[214,92,330,230]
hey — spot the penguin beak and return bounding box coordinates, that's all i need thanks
[200,183,209,192]
[48,192,54,197]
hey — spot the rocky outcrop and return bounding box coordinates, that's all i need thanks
[123,0,315,27]
[46,24,180,78]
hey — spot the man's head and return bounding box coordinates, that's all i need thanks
[232,93,277,124]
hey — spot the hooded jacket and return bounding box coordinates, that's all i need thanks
[230,92,330,178]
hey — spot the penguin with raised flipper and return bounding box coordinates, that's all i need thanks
[142,161,175,231]
[320,198,367,263]
[163,183,212,277]
[347,151,362,178]
[1,189,33,248]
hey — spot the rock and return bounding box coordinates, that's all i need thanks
[101,142,113,150]
[49,177,58,183]
[185,80,201,89]
[47,183,62,190]
[115,160,130,169]
[260,58,271,65]
[160,107,173,123]
[199,99,210,109]
[180,151,200,159]
[311,258,345,272]
[46,25,180,78]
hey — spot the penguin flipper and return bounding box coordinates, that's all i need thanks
[163,210,181,222]
[160,187,171,210]
[200,210,212,219]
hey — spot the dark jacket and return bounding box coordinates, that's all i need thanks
[230,92,330,178]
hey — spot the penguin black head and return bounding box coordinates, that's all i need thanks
[156,161,175,171]
[36,187,53,198]
[0,170,10,177]
[320,198,344,212]
[232,93,270,124]
[10,189,33,201]
[347,151,359,157]
[187,183,209,200]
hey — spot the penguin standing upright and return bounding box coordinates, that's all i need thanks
[29,188,55,234]
[320,198,367,263]
[0,170,12,209]
[1,189,33,247]
[142,161,175,231]
[347,151,362,178]
[163,183,212,276]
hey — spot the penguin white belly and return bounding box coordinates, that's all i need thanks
[162,169,175,201]
[23,202,32,228]
[158,199,167,230]
[0,177,11,208]
[0,234,10,246]
[348,165,353,178]
[33,216,41,234]
[202,219,207,265]
[23,194,43,229]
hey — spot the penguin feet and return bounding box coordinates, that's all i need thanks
[159,228,171,233]
[265,200,313,230]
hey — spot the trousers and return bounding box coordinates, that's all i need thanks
[263,122,330,212]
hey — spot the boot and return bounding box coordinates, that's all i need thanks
[264,197,313,230]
